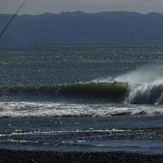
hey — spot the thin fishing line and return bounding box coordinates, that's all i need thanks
[0,0,27,37]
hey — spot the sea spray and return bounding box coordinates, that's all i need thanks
[113,64,163,104]
[114,64,163,85]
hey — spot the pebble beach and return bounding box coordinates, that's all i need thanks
[0,149,163,163]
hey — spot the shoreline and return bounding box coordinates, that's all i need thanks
[0,149,163,163]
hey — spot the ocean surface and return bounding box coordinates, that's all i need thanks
[1,42,163,154]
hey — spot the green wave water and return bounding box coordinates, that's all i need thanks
[0,82,128,103]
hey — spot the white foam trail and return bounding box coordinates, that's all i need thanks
[0,101,163,117]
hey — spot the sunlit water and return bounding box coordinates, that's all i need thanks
[1,42,163,154]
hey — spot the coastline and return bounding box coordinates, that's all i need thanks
[0,149,163,163]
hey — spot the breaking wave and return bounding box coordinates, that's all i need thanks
[127,82,163,104]
[1,64,163,104]
[1,81,163,104]
[115,64,163,104]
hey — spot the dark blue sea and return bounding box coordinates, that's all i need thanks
[1,42,163,154]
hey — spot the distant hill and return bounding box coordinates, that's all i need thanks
[0,11,163,43]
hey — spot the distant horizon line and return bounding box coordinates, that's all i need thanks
[0,10,163,16]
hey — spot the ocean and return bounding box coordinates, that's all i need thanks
[1,42,163,154]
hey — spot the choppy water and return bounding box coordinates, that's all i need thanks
[1,42,163,154]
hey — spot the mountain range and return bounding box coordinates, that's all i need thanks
[0,11,163,43]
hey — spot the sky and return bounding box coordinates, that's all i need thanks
[0,0,163,15]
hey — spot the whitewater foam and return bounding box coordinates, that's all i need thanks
[126,83,163,104]
[110,64,163,104]
[0,101,163,118]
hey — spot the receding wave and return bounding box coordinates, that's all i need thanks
[0,82,128,103]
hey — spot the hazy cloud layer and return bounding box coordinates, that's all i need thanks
[0,0,163,15]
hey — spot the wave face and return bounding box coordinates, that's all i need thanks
[1,80,163,104]
[0,82,128,103]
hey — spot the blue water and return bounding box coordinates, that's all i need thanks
[1,42,163,154]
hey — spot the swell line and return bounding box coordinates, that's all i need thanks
[0,82,128,103]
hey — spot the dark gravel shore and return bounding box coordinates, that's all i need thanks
[0,149,163,163]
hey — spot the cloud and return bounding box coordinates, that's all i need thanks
[143,1,163,5]
[1,0,163,15]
